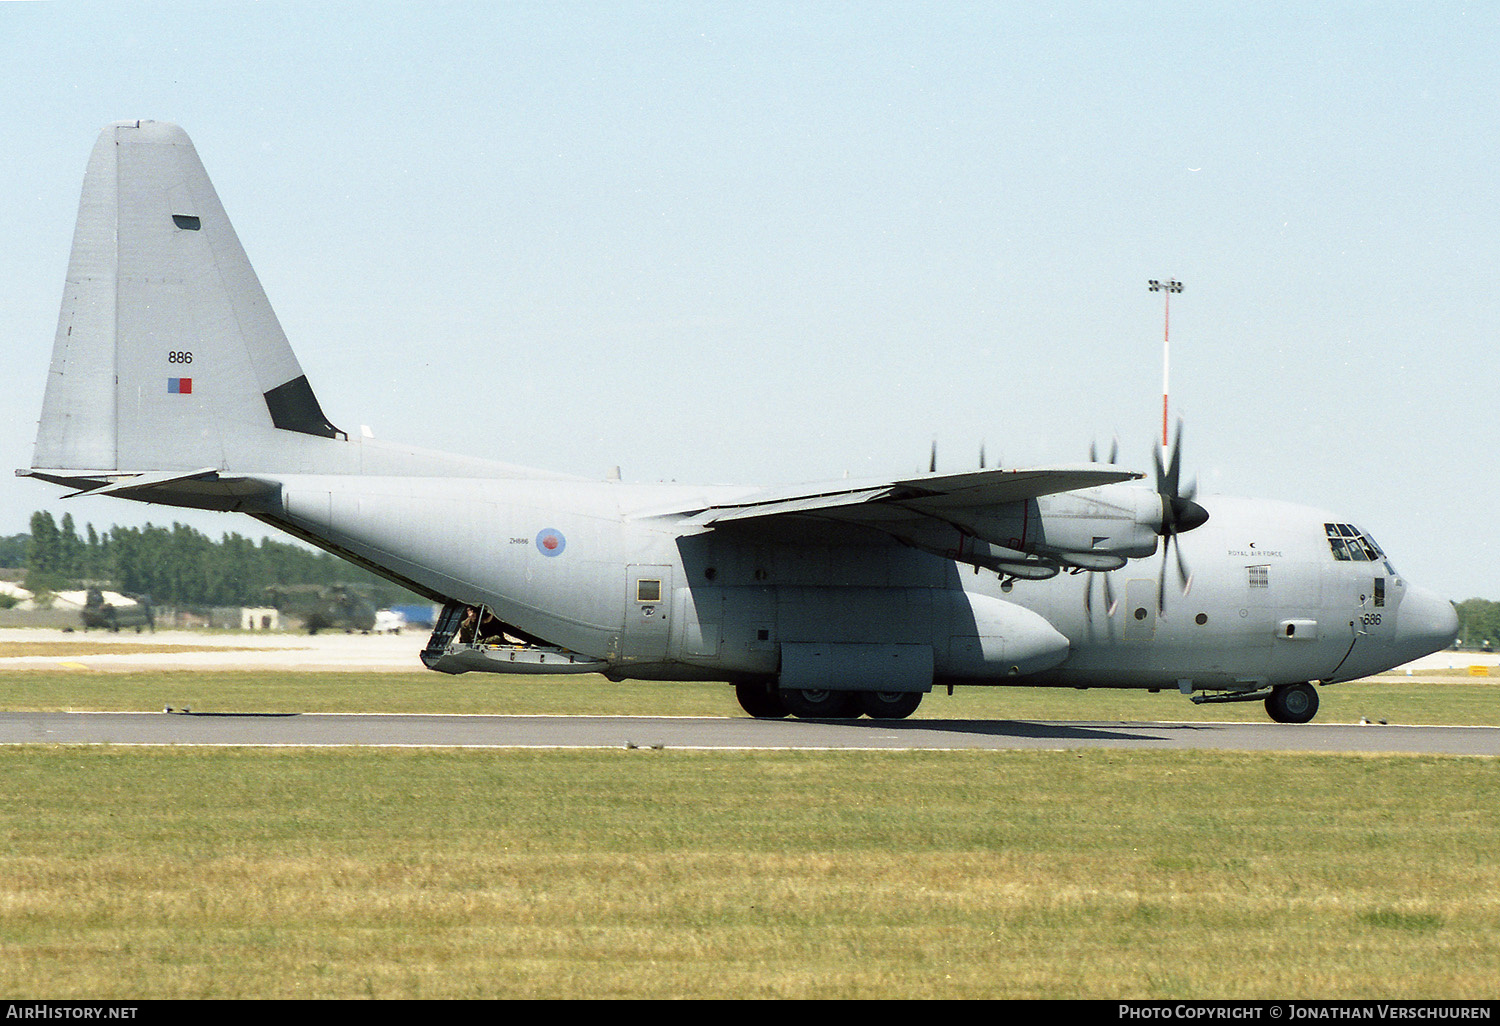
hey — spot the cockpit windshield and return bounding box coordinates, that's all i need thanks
[1325,522,1381,562]
[1325,523,1397,575]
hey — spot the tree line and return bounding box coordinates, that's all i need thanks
[1455,599,1500,649]
[11,511,420,609]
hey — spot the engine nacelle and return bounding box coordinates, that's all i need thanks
[881,484,1166,578]
[1028,485,1163,561]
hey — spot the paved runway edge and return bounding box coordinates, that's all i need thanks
[2,711,1497,755]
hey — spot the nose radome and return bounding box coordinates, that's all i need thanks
[1398,585,1460,660]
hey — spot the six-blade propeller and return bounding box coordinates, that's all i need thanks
[1151,420,1210,614]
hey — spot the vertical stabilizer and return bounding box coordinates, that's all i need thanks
[32,121,342,475]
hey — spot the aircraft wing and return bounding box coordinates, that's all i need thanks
[675,465,1142,530]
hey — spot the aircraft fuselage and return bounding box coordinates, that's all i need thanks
[262,475,1453,697]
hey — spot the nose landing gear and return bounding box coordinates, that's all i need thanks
[1265,682,1319,724]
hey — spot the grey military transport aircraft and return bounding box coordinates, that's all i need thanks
[21,122,1459,722]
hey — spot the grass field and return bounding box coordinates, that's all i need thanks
[1,745,1497,999]
[3,663,1497,999]
[1,665,1497,724]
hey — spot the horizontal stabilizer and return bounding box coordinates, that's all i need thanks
[59,467,224,498]
[22,467,277,511]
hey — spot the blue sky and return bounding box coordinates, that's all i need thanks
[2,1,1496,601]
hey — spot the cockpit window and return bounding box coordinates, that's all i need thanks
[1325,523,1384,562]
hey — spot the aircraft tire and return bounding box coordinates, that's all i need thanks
[1265,683,1319,724]
[778,688,859,719]
[857,690,923,719]
[735,682,788,719]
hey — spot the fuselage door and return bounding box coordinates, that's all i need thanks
[621,564,673,664]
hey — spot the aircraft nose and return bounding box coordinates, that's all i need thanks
[1397,584,1460,660]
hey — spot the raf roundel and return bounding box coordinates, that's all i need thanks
[535,529,566,557]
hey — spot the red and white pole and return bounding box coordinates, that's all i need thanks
[1148,279,1183,448]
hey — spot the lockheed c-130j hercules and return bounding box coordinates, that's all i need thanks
[21,122,1459,723]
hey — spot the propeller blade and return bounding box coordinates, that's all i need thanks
[1083,569,1120,619]
[1167,421,1184,495]
[1155,525,1197,615]
[1158,542,1170,615]
[929,441,937,474]
[1175,538,1193,593]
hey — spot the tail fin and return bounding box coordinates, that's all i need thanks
[32,121,343,476]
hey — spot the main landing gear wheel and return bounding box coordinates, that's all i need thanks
[735,682,788,719]
[1265,683,1319,724]
[856,690,923,719]
[778,688,860,719]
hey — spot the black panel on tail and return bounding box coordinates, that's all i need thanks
[263,375,342,439]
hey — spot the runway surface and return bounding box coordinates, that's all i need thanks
[2,710,1497,755]
[3,630,1496,754]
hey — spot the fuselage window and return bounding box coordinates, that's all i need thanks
[636,579,662,603]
